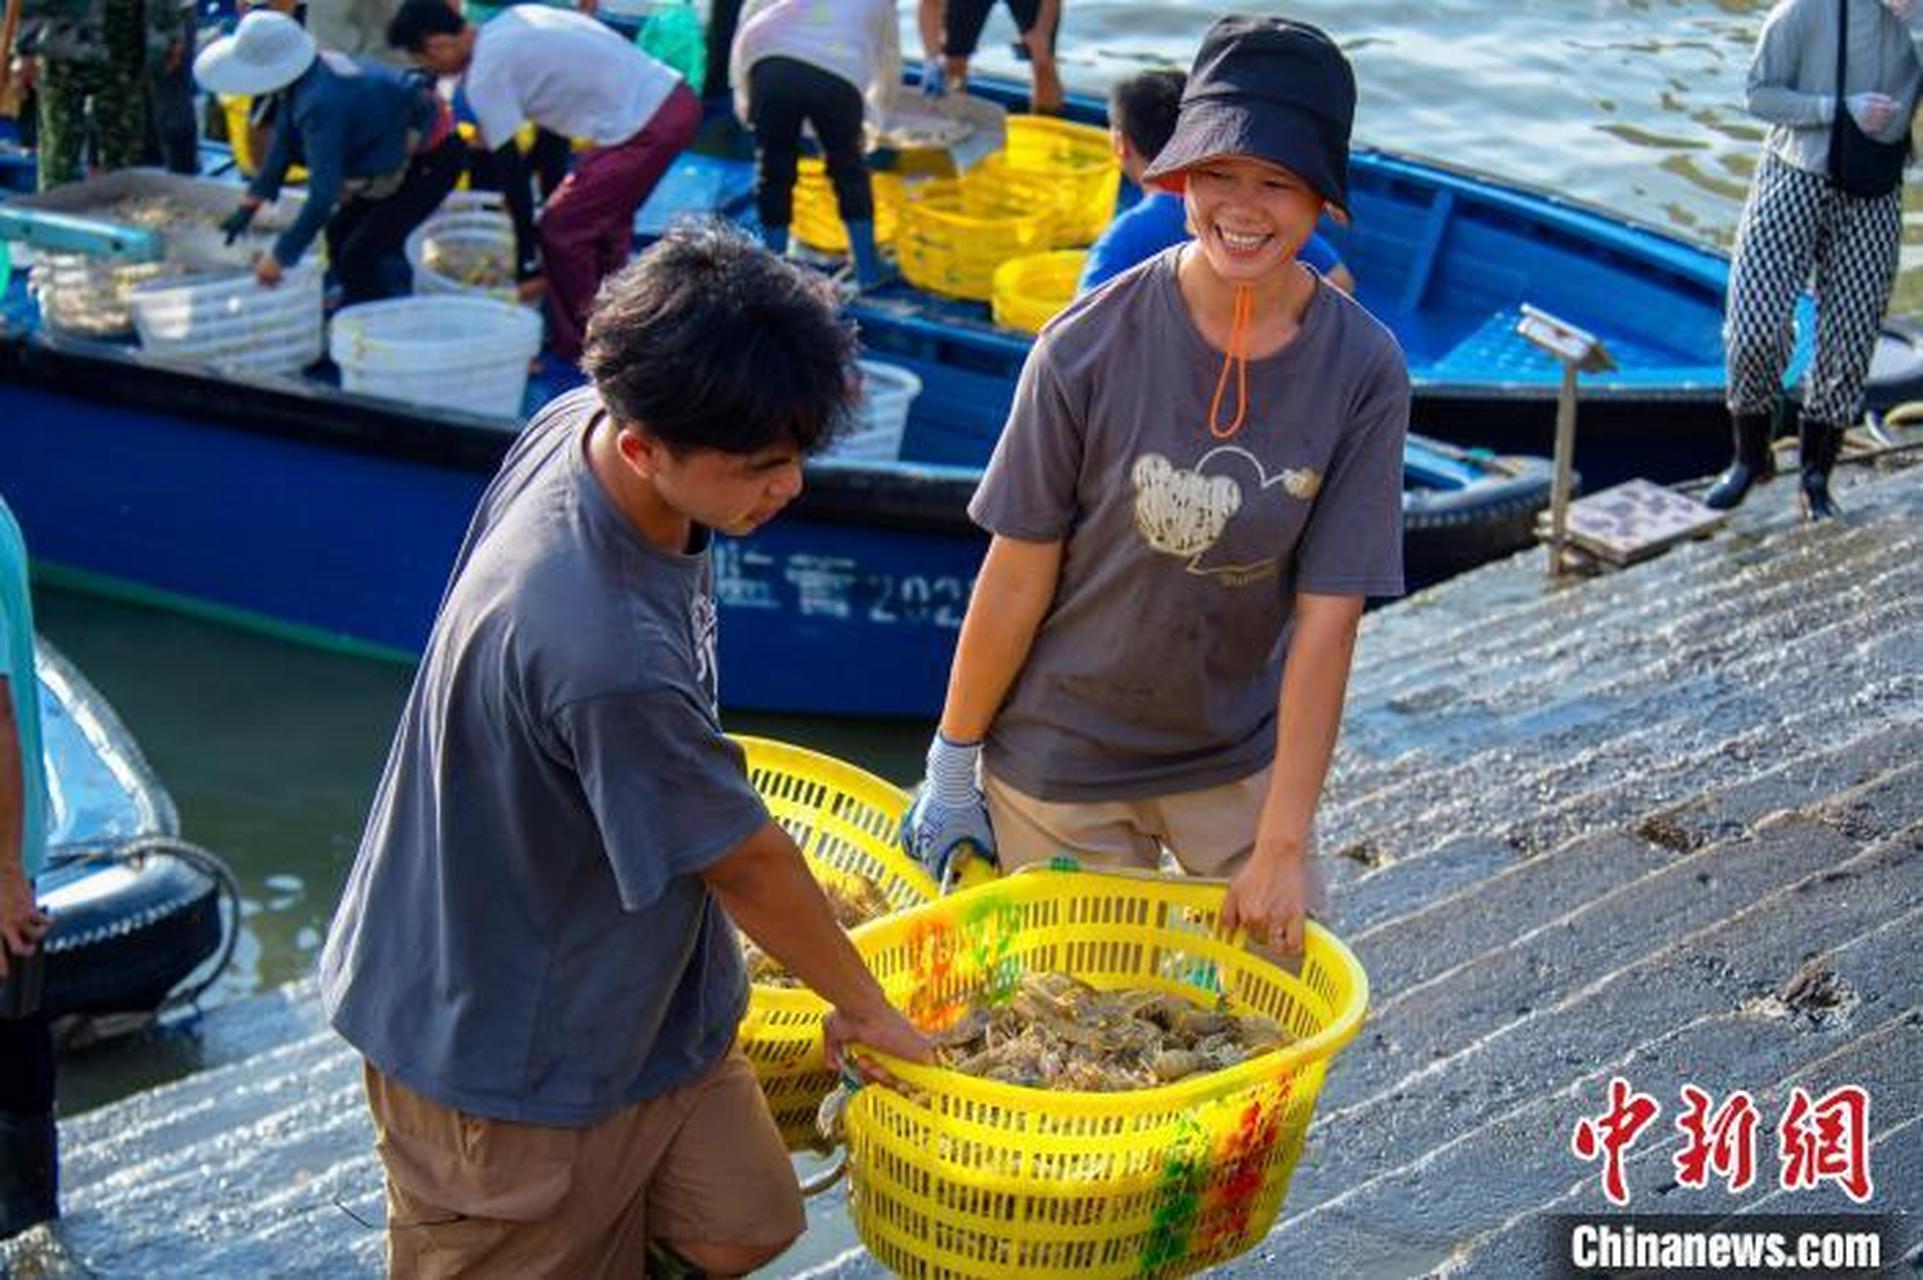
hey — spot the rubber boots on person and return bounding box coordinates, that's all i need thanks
[1798,415,1845,521]
[0,1110,58,1241]
[846,220,889,292]
[1702,410,1776,510]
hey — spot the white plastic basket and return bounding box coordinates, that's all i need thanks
[404,192,522,306]
[821,359,922,462]
[329,296,543,420]
[128,262,324,375]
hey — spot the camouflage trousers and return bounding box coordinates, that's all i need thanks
[35,0,152,191]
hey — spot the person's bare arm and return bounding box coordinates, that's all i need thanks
[1221,592,1363,954]
[701,821,931,1069]
[935,534,1063,742]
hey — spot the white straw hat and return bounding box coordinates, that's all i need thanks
[194,11,319,98]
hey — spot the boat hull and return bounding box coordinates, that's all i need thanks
[0,333,1547,716]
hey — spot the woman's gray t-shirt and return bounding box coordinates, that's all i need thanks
[319,387,767,1127]
[971,247,1409,803]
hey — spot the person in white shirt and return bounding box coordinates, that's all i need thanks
[388,0,701,361]
[730,0,898,289]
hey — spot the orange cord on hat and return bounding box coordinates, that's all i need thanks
[1207,284,1255,440]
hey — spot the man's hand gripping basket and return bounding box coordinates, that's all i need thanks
[733,736,938,1150]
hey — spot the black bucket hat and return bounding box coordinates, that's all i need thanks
[1142,15,1355,218]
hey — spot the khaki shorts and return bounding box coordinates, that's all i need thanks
[980,764,1276,875]
[365,1044,804,1280]
[984,764,1326,903]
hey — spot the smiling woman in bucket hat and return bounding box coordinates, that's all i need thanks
[902,14,1410,959]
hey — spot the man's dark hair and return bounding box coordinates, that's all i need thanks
[583,221,859,456]
[387,0,465,51]
[1109,69,1186,162]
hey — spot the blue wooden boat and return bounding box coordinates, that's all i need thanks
[34,77,1907,715]
[32,638,232,1018]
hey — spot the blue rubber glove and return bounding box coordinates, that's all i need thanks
[920,54,948,97]
[901,734,996,886]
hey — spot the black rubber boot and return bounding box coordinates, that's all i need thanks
[0,1110,58,1241]
[1798,416,1845,521]
[1703,410,1777,510]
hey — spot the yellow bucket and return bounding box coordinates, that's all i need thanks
[791,157,906,252]
[838,868,1369,1279]
[991,249,1087,334]
[734,735,938,1150]
[998,115,1122,247]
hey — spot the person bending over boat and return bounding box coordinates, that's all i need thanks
[1079,67,1355,297]
[319,223,930,1280]
[1710,0,1922,519]
[730,0,899,291]
[198,11,466,305]
[903,17,1408,958]
[0,497,59,1250]
[387,1,701,363]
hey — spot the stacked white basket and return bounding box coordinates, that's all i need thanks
[405,192,523,307]
[329,296,543,420]
[128,262,325,375]
[820,359,923,462]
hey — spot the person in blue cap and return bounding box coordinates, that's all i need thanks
[904,16,1408,957]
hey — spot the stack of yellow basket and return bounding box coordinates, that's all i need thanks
[896,115,1119,302]
[732,736,939,1150]
[791,157,909,252]
[835,867,1370,1280]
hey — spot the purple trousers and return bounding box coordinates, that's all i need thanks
[539,82,701,363]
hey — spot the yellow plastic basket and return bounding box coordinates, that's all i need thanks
[896,172,1056,302]
[991,249,1087,334]
[998,115,1122,247]
[839,867,1369,1279]
[734,735,939,1150]
[791,157,906,252]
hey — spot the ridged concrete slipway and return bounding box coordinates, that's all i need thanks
[11,459,1923,1280]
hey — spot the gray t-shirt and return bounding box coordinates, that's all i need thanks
[971,248,1409,803]
[319,387,767,1127]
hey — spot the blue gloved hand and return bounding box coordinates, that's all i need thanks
[920,54,948,97]
[901,733,996,886]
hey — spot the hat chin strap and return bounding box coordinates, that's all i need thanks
[1207,284,1255,440]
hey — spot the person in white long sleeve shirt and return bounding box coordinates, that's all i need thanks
[1710,0,1923,519]
[730,0,898,288]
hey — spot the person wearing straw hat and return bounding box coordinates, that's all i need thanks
[199,10,465,304]
[904,16,1408,958]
